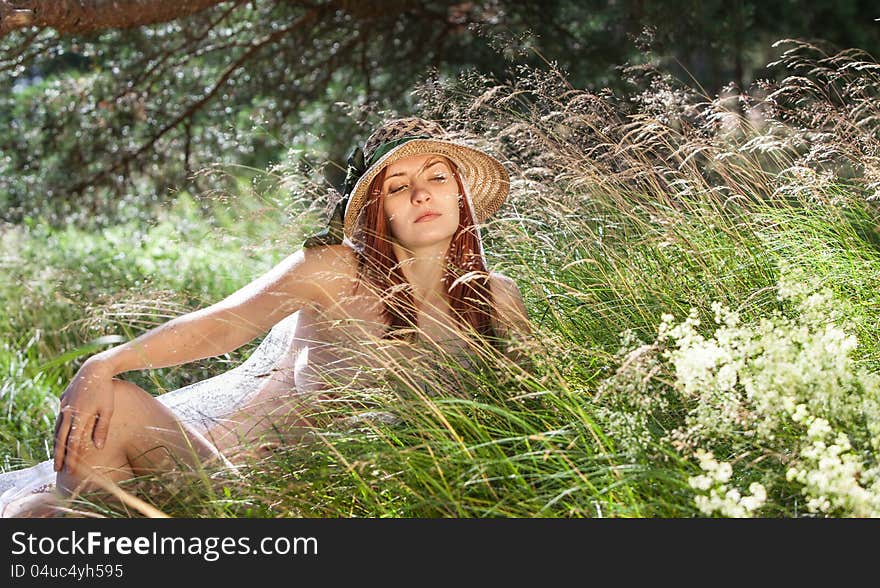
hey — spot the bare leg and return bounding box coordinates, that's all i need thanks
[57,378,225,499]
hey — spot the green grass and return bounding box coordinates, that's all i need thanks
[6,187,877,518]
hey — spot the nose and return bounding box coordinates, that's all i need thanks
[410,180,432,204]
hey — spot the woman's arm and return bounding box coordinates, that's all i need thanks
[54,245,342,472]
[86,246,333,375]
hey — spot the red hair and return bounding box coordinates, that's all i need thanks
[352,160,499,347]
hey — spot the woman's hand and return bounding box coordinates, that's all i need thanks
[53,359,116,473]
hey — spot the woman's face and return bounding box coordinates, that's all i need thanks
[380,154,461,249]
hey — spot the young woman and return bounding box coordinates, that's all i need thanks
[1,117,531,516]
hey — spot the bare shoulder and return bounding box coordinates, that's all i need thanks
[489,271,526,309]
[300,243,358,273]
[299,243,360,305]
[488,271,531,335]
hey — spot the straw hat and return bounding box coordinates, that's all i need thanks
[302,117,509,248]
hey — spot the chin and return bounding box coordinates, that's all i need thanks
[401,229,457,249]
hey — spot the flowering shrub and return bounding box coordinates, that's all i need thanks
[600,267,880,517]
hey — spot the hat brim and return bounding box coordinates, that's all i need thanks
[343,139,509,239]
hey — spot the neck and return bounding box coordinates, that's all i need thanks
[391,239,451,307]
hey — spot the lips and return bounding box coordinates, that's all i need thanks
[415,211,441,223]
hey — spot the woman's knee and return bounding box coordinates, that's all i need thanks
[58,380,174,489]
[110,378,158,414]
[110,379,222,472]
[90,379,157,456]
[55,379,152,491]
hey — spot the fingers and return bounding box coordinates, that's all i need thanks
[53,409,63,445]
[63,413,92,474]
[92,408,113,450]
[83,415,98,457]
[61,414,79,473]
[52,410,68,472]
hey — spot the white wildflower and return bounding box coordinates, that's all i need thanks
[688,449,765,517]
[606,266,879,516]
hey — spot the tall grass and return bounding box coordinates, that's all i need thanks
[3,40,880,517]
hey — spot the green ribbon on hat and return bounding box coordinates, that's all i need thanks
[302,135,431,249]
[366,135,429,167]
[302,146,363,248]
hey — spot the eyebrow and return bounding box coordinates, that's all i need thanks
[383,158,449,183]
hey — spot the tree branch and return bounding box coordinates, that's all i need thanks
[67,5,329,195]
[0,0,227,39]
[109,1,245,104]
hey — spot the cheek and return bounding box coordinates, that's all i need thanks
[450,209,461,229]
[382,198,397,221]
[382,199,404,237]
[445,195,461,223]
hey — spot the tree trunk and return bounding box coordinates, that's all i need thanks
[0,0,227,37]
